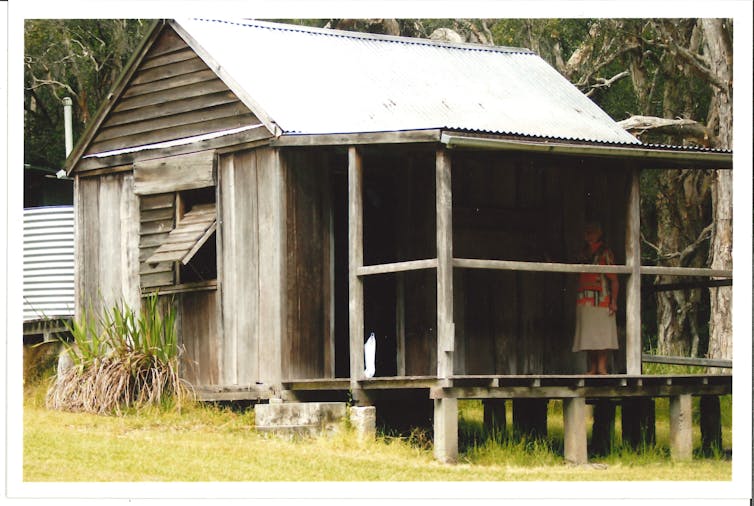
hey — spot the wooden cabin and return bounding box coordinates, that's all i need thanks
[65,19,733,463]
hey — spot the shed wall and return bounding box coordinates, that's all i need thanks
[218,147,285,388]
[75,173,140,317]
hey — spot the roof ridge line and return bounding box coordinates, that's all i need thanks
[186,17,535,55]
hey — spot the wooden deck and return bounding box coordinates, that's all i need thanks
[194,373,731,402]
[281,374,731,399]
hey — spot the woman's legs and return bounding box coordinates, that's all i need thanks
[596,350,609,374]
[587,351,597,374]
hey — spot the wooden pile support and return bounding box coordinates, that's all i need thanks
[282,373,731,464]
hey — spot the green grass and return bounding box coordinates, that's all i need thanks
[23,379,732,482]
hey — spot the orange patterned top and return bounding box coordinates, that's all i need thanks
[576,242,617,308]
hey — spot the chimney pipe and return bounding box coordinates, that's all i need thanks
[63,97,73,157]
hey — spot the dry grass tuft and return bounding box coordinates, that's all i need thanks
[46,294,193,415]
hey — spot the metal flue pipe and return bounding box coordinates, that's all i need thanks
[62,97,74,157]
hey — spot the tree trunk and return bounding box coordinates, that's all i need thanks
[702,19,733,362]
[653,170,711,356]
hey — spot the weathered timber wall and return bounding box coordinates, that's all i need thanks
[75,173,140,317]
[451,152,630,375]
[283,149,335,380]
[84,26,259,159]
[218,147,285,388]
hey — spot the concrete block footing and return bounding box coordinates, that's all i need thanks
[255,401,346,437]
[349,406,376,441]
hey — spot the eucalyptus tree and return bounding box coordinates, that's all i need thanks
[24,19,150,169]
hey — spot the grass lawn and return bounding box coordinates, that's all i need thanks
[23,379,732,483]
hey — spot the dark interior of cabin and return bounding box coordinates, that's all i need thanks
[283,146,633,380]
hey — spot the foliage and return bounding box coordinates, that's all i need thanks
[24,19,151,169]
[46,294,193,414]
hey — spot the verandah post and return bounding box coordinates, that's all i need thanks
[348,146,366,400]
[434,147,458,463]
[625,167,642,375]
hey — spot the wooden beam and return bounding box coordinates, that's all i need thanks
[563,397,588,464]
[641,354,732,369]
[348,147,365,388]
[625,169,642,375]
[271,129,442,147]
[433,398,458,463]
[357,258,438,276]
[436,148,454,378]
[430,383,731,399]
[434,148,457,464]
[640,266,732,278]
[669,394,693,460]
[396,273,406,377]
[453,258,632,274]
[649,279,732,292]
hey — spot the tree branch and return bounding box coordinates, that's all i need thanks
[585,70,630,97]
[618,115,711,145]
[645,223,713,263]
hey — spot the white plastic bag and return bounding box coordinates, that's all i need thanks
[364,332,376,378]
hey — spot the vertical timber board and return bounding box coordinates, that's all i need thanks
[625,167,642,374]
[493,158,520,375]
[562,167,584,373]
[75,176,100,317]
[119,173,141,310]
[348,147,365,386]
[98,175,125,311]
[180,291,219,386]
[323,151,335,378]
[436,148,454,378]
[233,150,260,385]
[218,154,238,385]
[517,162,545,374]
[257,147,285,389]
[543,163,567,374]
[285,150,328,379]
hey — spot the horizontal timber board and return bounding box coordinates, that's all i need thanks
[76,127,271,173]
[141,208,175,223]
[112,79,229,114]
[124,69,217,100]
[138,47,197,71]
[129,57,210,86]
[431,384,731,399]
[91,111,256,154]
[641,354,733,368]
[453,258,633,274]
[140,193,175,210]
[97,99,248,142]
[357,259,438,276]
[272,129,442,146]
[102,92,239,128]
[140,220,174,235]
[640,266,733,278]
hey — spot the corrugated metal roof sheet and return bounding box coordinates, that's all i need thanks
[175,18,640,145]
[23,206,75,321]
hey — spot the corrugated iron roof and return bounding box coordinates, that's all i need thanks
[175,18,640,145]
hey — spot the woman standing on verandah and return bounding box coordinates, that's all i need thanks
[572,221,620,375]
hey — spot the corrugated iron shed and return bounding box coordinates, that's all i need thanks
[23,206,75,322]
[175,18,640,145]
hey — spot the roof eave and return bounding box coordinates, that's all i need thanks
[440,133,732,170]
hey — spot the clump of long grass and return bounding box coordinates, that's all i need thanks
[46,294,193,415]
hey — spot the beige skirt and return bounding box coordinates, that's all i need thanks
[572,304,618,351]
